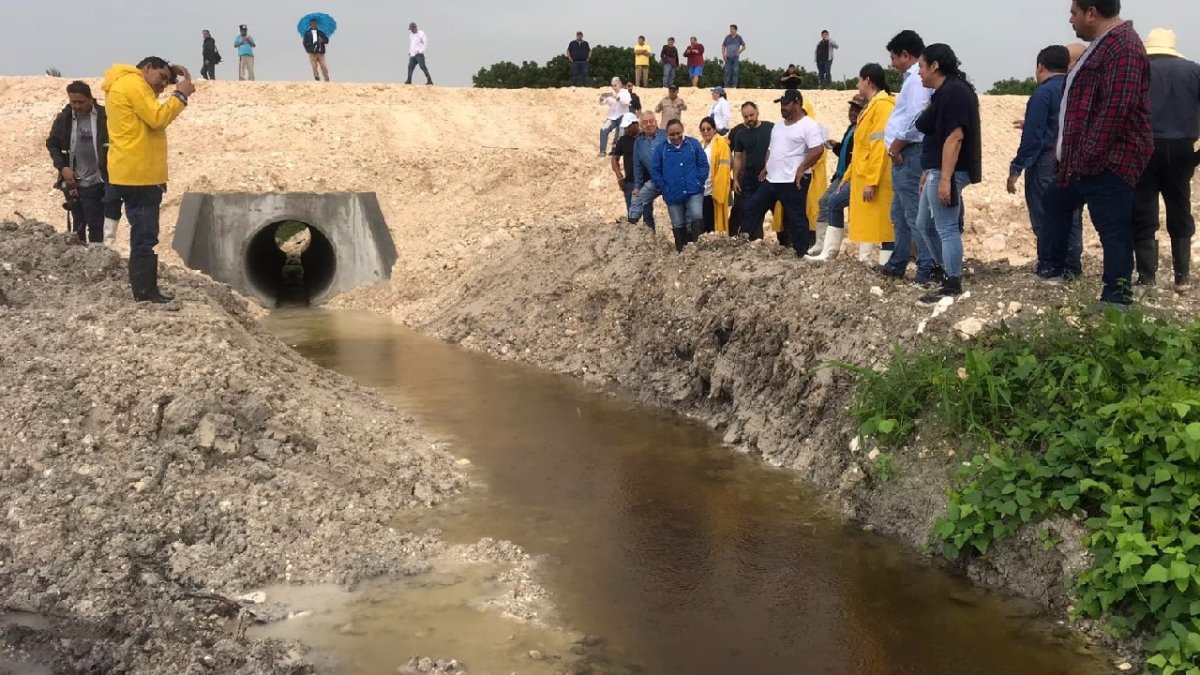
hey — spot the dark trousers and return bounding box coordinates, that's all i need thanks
[703,195,716,233]
[741,176,812,256]
[816,60,832,88]
[1043,170,1134,304]
[733,174,764,237]
[570,61,589,86]
[114,185,164,260]
[69,183,106,243]
[1133,138,1197,243]
[201,59,216,80]
[406,54,432,84]
[1027,151,1083,276]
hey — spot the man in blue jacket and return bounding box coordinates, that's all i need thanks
[652,119,709,252]
[1007,45,1082,280]
[628,111,666,230]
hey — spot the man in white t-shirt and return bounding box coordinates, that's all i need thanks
[598,76,632,155]
[738,89,826,255]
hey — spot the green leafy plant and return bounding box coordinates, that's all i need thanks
[987,76,1038,95]
[45,67,62,78]
[846,308,1200,675]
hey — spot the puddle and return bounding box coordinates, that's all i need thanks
[262,309,1113,675]
[250,564,576,674]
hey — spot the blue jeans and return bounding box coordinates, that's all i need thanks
[916,170,970,279]
[599,117,621,154]
[723,58,740,88]
[114,185,164,260]
[1026,151,1083,276]
[406,54,432,83]
[628,180,659,230]
[662,64,676,87]
[741,177,813,256]
[667,193,704,232]
[818,180,851,229]
[570,61,589,86]
[885,144,936,279]
[1043,170,1135,304]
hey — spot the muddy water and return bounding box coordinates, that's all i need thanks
[262,309,1111,675]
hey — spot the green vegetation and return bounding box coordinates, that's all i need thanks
[846,309,1200,675]
[274,221,308,245]
[987,77,1038,96]
[473,45,903,92]
[45,67,62,78]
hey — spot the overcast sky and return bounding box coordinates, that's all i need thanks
[4,0,1195,89]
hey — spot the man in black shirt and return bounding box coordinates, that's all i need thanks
[610,114,641,218]
[731,102,774,238]
[567,32,591,86]
[815,31,839,89]
[625,82,642,114]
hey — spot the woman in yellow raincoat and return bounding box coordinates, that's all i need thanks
[699,116,732,235]
[771,99,829,244]
[848,64,896,264]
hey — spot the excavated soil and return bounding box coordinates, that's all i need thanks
[0,223,554,674]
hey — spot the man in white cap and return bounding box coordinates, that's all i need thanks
[1132,28,1200,292]
[598,76,631,155]
[609,112,641,218]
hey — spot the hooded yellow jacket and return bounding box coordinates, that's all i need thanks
[707,134,732,234]
[102,64,186,186]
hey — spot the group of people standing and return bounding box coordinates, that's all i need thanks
[605,0,1196,308]
[197,22,434,85]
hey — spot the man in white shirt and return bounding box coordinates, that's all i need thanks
[405,22,433,85]
[738,89,826,255]
[598,76,632,155]
[879,30,939,285]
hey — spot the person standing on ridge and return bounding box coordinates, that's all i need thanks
[1040,0,1152,306]
[567,32,591,86]
[661,37,680,88]
[200,30,220,80]
[234,25,255,81]
[303,18,330,81]
[1007,45,1082,282]
[721,25,746,88]
[634,36,652,87]
[815,31,839,89]
[102,56,194,303]
[684,37,706,88]
[1131,28,1200,292]
[406,23,433,85]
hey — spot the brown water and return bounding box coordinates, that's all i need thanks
[262,309,1112,675]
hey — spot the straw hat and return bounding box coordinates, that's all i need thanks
[1145,28,1184,58]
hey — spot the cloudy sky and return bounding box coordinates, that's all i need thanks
[5,0,1195,88]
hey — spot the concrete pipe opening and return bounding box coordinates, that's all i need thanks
[245,221,336,307]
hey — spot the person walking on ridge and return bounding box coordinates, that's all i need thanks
[406,23,433,85]
[201,30,220,80]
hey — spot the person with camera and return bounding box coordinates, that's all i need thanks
[46,81,112,246]
[101,57,195,303]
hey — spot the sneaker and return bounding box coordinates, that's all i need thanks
[919,277,963,304]
[874,265,905,280]
[1035,274,1068,286]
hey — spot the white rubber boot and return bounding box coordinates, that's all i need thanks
[879,249,892,266]
[805,227,845,262]
[807,223,827,256]
[858,242,876,263]
[103,218,118,247]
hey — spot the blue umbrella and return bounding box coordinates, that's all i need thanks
[297,12,337,37]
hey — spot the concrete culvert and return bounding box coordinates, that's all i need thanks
[173,192,397,307]
[244,221,337,306]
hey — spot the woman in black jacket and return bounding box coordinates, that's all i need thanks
[201,30,221,80]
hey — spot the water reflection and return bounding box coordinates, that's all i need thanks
[263,309,1110,675]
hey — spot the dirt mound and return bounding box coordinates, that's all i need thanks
[408,221,1199,644]
[0,222,480,673]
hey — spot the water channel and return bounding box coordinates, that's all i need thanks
[259,309,1112,675]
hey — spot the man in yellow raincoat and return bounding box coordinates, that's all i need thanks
[848,75,897,263]
[103,56,194,303]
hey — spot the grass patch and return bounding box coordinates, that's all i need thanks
[843,308,1200,675]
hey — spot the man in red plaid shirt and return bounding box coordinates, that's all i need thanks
[1039,0,1152,306]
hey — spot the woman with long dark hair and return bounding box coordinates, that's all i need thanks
[840,63,897,264]
[913,43,981,302]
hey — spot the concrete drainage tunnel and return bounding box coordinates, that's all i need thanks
[172,192,397,307]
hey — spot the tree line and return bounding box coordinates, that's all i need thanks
[473,46,1037,96]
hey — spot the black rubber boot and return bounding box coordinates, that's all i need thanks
[688,219,704,244]
[129,256,173,304]
[1173,237,1192,293]
[672,228,689,253]
[919,276,963,304]
[1133,238,1158,286]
